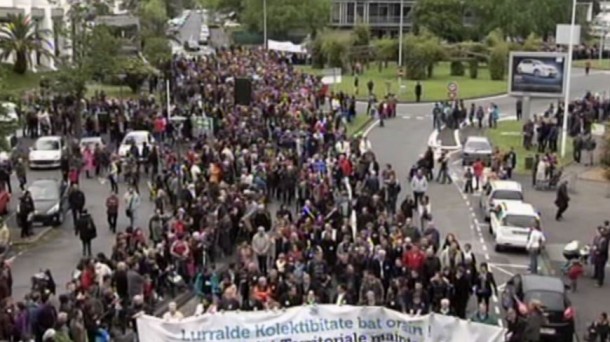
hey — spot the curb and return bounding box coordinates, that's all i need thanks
[353,92,508,105]
[12,226,54,247]
[351,116,374,136]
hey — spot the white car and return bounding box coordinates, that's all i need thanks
[118,131,155,161]
[0,102,18,123]
[516,59,559,78]
[28,136,66,169]
[480,180,524,221]
[490,201,541,251]
[79,137,105,152]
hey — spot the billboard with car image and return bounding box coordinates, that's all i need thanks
[508,51,568,97]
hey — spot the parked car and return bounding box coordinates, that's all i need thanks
[185,39,200,51]
[79,137,105,152]
[502,274,575,342]
[479,180,524,221]
[22,179,69,226]
[462,136,493,166]
[490,201,540,251]
[28,136,66,169]
[516,59,559,78]
[118,131,155,162]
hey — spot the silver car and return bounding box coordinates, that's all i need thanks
[462,136,493,166]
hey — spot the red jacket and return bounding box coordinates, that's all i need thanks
[339,158,352,177]
[403,249,425,271]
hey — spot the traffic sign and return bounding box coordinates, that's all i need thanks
[448,92,456,100]
[397,68,404,77]
[447,81,458,92]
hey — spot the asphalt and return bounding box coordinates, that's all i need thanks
[365,67,610,330]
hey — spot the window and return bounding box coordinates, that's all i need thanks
[331,3,341,23]
[491,190,524,201]
[369,3,379,16]
[502,215,538,228]
[347,3,355,17]
[356,3,364,19]
[391,3,401,17]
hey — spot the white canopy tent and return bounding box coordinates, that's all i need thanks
[267,40,307,54]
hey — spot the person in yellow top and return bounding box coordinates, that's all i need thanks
[0,218,10,254]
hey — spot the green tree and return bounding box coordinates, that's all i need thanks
[402,32,445,79]
[522,33,543,51]
[83,25,121,81]
[488,43,508,81]
[373,38,398,64]
[143,37,172,68]
[0,14,54,74]
[319,31,353,70]
[414,0,469,42]
[241,0,329,38]
[119,58,156,93]
[352,23,371,46]
[140,0,169,37]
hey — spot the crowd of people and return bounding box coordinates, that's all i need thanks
[1,43,608,342]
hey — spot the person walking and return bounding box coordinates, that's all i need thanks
[14,158,27,191]
[473,262,497,309]
[123,187,141,228]
[554,180,570,221]
[105,191,119,233]
[523,300,547,342]
[410,169,428,205]
[516,98,523,120]
[415,82,422,103]
[504,147,517,179]
[592,226,609,287]
[436,151,452,184]
[76,209,96,257]
[251,227,271,274]
[18,191,34,238]
[108,157,119,193]
[585,312,610,342]
[68,184,86,232]
[526,221,545,274]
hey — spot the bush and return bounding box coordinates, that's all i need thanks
[450,61,465,76]
[469,60,479,79]
[489,44,508,81]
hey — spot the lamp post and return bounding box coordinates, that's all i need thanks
[398,0,404,91]
[561,0,578,158]
[263,0,268,50]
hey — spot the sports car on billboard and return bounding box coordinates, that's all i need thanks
[516,59,559,78]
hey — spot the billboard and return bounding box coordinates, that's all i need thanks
[508,51,568,98]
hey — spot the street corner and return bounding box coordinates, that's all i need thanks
[435,127,460,149]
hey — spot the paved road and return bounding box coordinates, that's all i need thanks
[178,12,203,44]
[365,68,610,327]
[7,139,156,300]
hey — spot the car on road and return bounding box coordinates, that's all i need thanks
[462,136,492,166]
[480,180,524,221]
[79,137,105,152]
[490,201,540,251]
[198,33,208,45]
[118,131,155,161]
[185,39,200,51]
[28,136,66,169]
[516,59,559,78]
[502,274,575,342]
[23,179,69,226]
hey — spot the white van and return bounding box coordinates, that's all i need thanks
[479,180,524,221]
[490,201,540,251]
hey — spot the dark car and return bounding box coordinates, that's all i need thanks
[502,274,575,342]
[27,179,68,226]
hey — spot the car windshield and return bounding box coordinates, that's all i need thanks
[492,190,523,201]
[524,291,565,312]
[123,135,146,146]
[35,140,59,151]
[466,141,490,151]
[503,214,537,228]
[29,184,58,201]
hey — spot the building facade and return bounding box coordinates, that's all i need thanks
[330,0,416,37]
[0,0,74,70]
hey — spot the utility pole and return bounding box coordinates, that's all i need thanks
[561,0,578,158]
[398,0,404,92]
[263,0,268,50]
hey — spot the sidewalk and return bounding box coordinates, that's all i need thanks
[512,164,610,335]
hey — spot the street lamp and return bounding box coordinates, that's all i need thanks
[398,0,404,90]
[560,0,578,158]
[263,0,268,50]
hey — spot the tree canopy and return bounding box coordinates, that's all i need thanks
[241,0,330,38]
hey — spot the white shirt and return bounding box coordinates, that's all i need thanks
[162,310,184,322]
[526,229,545,250]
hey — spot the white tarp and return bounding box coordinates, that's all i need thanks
[267,40,307,54]
[137,305,506,342]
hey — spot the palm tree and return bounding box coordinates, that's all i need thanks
[0,14,54,74]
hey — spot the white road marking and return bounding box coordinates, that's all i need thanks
[402,116,411,120]
[452,159,462,165]
[416,116,424,120]
[489,263,529,269]
[489,264,518,277]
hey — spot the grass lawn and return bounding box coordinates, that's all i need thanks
[346,113,372,137]
[298,62,507,103]
[86,83,143,99]
[0,64,57,98]
[573,59,610,70]
[487,120,573,174]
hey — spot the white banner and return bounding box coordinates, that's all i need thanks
[137,305,506,342]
